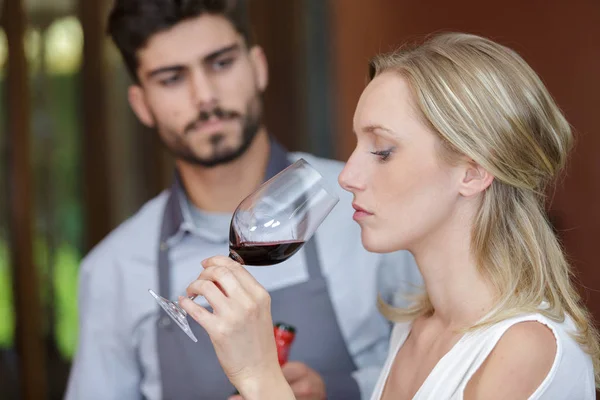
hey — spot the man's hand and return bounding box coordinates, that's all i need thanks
[282,362,326,400]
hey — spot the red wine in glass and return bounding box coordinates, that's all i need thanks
[229,240,305,266]
[149,158,339,342]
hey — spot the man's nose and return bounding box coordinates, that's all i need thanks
[190,70,216,108]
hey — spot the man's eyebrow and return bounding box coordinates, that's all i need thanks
[147,65,185,79]
[145,43,241,79]
[203,43,240,63]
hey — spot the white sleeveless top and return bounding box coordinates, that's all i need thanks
[370,313,595,399]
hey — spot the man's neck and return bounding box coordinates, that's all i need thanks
[176,130,271,213]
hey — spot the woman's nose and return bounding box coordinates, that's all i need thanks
[338,151,366,193]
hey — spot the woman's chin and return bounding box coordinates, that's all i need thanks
[361,230,408,254]
[361,232,389,253]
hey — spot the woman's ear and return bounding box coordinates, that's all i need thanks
[128,85,156,127]
[459,160,494,197]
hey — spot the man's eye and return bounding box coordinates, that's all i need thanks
[212,57,234,71]
[160,74,182,86]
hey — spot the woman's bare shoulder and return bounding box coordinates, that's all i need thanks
[464,320,557,400]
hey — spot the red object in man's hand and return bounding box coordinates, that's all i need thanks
[274,322,296,366]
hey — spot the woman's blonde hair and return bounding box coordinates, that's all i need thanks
[373,32,600,385]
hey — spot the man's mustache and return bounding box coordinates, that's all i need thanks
[184,107,242,135]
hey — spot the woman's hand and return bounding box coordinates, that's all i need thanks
[179,256,294,400]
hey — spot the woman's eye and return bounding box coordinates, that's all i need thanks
[370,149,393,162]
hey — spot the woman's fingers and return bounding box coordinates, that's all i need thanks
[198,266,255,311]
[179,296,215,329]
[196,265,241,297]
[201,256,270,302]
[195,256,272,340]
[201,255,239,270]
[187,260,268,325]
[185,278,229,314]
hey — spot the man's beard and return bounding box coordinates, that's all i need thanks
[156,93,263,168]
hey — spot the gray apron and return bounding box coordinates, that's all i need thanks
[156,141,358,399]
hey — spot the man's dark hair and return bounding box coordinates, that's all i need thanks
[107,0,253,81]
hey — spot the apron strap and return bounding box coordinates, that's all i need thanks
[158,190,181,300]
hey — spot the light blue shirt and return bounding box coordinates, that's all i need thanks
[65,152,422,400]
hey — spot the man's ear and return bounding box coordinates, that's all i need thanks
[248,45,268,92]
[459,160,494,197]
[128,85,155,127]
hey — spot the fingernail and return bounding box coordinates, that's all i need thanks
[178,296,184,303]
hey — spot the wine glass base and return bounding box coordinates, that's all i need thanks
[149,289,198,342]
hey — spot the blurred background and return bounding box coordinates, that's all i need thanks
[1,0,599,398]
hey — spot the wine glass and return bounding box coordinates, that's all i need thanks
[149,158,340,342]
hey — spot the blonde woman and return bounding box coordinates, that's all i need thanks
[180,32,599,399]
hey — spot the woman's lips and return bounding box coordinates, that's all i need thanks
[352,203,373,221]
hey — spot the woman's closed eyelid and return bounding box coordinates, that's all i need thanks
[370,147,395,161]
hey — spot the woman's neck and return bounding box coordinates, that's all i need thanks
[411,203,497,330]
